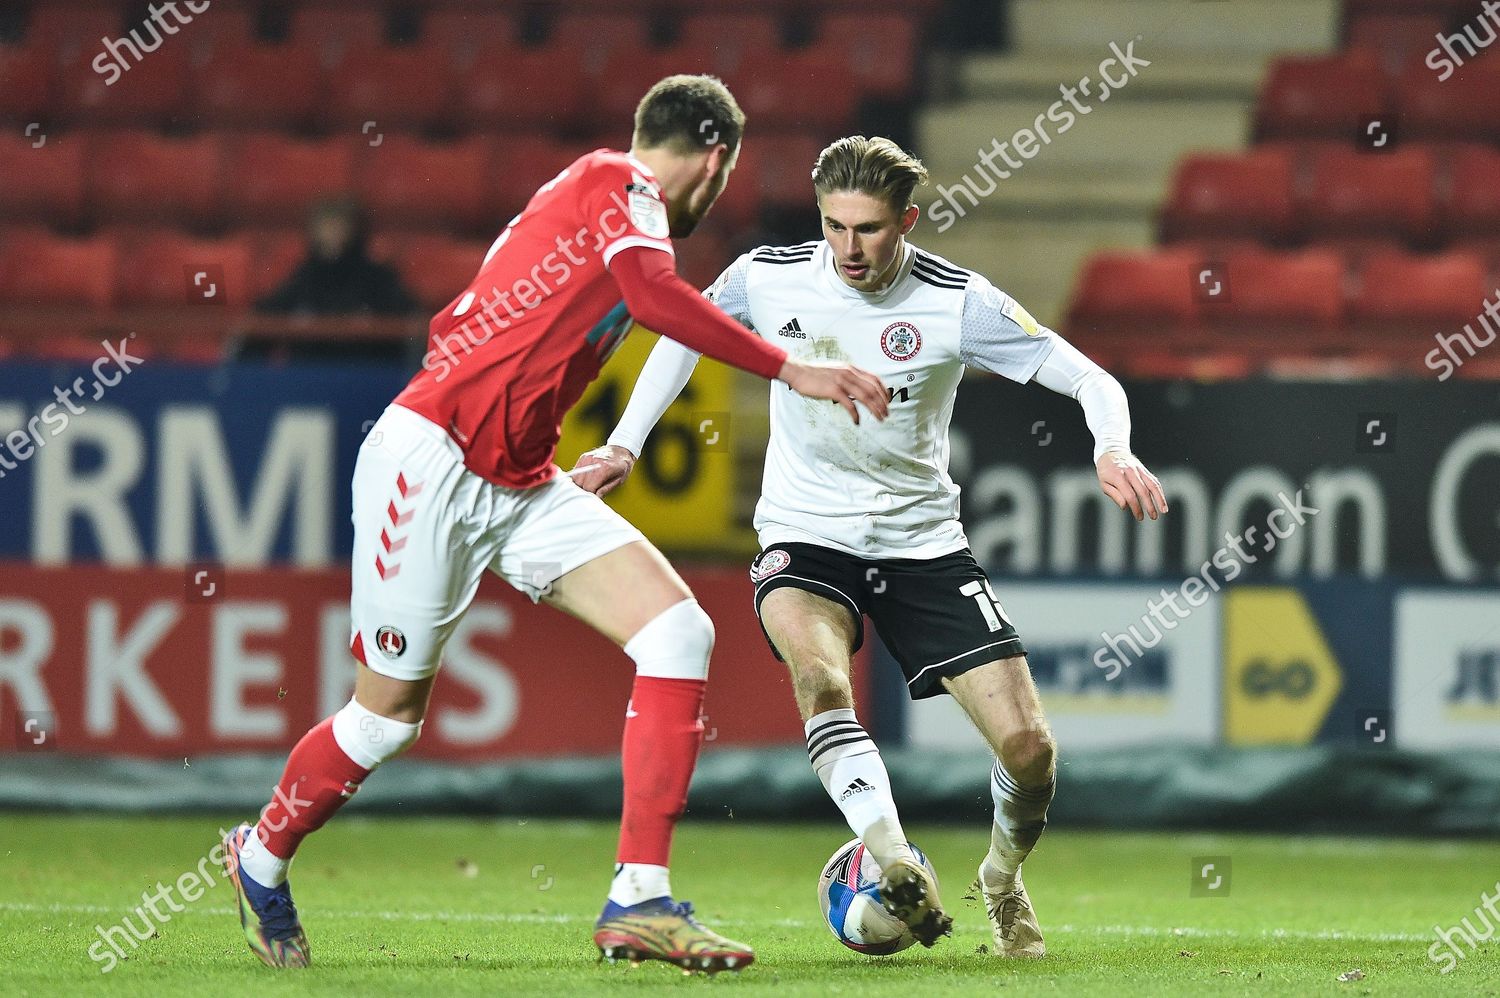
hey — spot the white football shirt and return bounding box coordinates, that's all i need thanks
[701,239,1057,559]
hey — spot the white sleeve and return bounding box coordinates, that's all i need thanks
[1030,334,1132,463]
[605,255,753,456]
[957,275,1056,383]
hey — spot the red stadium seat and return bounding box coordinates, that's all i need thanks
[221,132,357,227]
[0,129,87,225]
[23,4,123,55]
[355,134,494,229]
[1254,52,1390,142]
[88,130,224,224]
[115,230,253,308]
[460,48,587,131]
[1302,146,1437,246]
[586,49,718,130]
[1345,14,1446,72]
[291,5,388,55]
[0,229,117,307]
[192,44,324,129]
[58,43,190,125]
[1397,57,1500,143]
[753,132,828,211]
[182,5,260,55]
[1349,250,1488,329]
[1159,149,1297,245]
[422,8,518,66]
[1201,249,1346,334]
[818,13,921,101]
[491,136,591,220]
[395,234,488,310]
[730,51,857,130]
[677,12,783,75]
[1066,250,1201,334]
[706,140,763,229]
[0,46,53,123]
[547,12,654,78]
[326,44,454,129]
[1445,145,1500,241]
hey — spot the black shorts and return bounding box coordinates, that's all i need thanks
[749,542,1027,700]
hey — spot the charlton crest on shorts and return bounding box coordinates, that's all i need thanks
[881,321,922,361]
[750,549,791,582]
[375,626,406,658]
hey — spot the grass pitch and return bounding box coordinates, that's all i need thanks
[1,814,1496,996]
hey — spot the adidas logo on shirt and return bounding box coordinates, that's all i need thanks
[840,778,874,801]
[776,318,806,339]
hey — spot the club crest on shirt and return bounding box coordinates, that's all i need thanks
[625,182,670,239]
[750,549,791,582]
[881,321,922,361]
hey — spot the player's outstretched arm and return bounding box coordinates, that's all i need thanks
[609,246,888,423]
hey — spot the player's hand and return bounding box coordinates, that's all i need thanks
[778,359,889,424]
[568,445,636,496]
[1097,451,1167,521]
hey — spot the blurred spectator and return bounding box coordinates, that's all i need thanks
[257,197,417,316]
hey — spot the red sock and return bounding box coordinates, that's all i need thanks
[255,716,372,860]
[617,676,707,866]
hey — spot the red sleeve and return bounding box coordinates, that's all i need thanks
[610,245,788,380]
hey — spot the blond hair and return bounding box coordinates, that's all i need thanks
[811,136,930,213]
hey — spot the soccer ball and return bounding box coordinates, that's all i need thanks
[817,838,937,955]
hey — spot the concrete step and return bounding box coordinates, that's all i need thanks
[961,50,1266,103]
[1008,0,1339,59]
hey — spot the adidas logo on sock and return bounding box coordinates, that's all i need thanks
[840,778,875,801]
[775,318,806,339]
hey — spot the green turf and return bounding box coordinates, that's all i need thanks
[0,814,1496,996]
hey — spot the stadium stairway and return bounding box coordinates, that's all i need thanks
[916,0,1340,326]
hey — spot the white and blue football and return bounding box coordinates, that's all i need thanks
[817,838,937,956]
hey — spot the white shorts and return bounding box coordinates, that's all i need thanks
[349,404,646,681]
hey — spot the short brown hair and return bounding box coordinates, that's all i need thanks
[634,74,745,154]
[811,136,930,213]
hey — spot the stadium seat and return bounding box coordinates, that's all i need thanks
[0,129,87,225]
[1349,250,1488,330]
[1253,51,1390,142]
[547,12,654,78]
[491,136,592,221]
[115,230,254,308]
[706,140,763,229]
[753,132,831,210]
[421,8,518,65]
[731,51,858,130]
[1444,145,1500,242]
[182,4,260,55]
[818,13,921,101]
[1159,149,1297,245]
[355,134,493,229]
[677,12,784,75]
[290,4,389,56]
[88,130,224,225]
[192,44,324,129]
[221,132,357,227]
[395,234,488,310]
[326,44,454,129]
[0,46,52,123]
[1397,57,1500,143]
[460,48,587,131]
[587,49,718,129]
[1345,14,1446,72]
[1065,250,1201,334]
[1302,146,1438,247]
[22,4,123,56]
[58,43,190,125]
[1200,249,1346,335]
[0,229,117,307]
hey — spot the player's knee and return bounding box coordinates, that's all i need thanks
[625,598,714,681]
[999,726,1056,784]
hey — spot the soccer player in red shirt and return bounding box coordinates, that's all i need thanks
[221,76,888,974]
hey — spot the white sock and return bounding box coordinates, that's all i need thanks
[984,760,1054,883]
[609,863,671,907]
[805,709,912,870]
[238,828,291,888]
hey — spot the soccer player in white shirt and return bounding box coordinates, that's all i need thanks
[571,136,1168,957]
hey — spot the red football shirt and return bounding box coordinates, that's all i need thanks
[395,149,681,489]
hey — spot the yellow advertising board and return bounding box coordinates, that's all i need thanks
[1223,588,1343,745]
